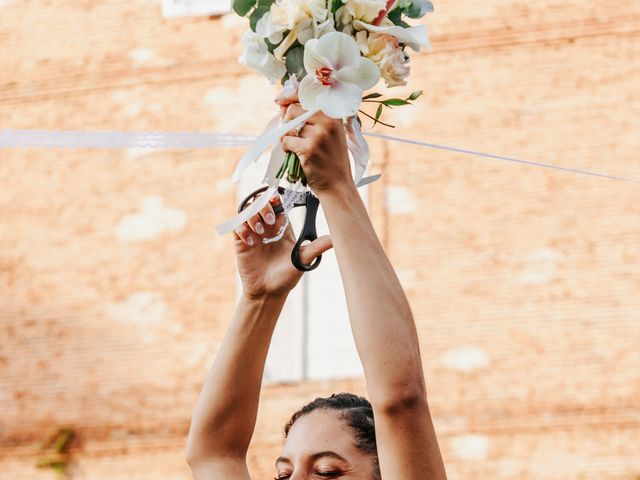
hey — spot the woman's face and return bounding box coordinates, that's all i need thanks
[275,409,376,480]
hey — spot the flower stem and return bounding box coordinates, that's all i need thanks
[276,151,307,185]
[358,109,396,128]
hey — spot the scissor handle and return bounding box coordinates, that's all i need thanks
[291,192,322,272]
[237,186,322,272]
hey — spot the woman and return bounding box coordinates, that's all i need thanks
[185,103,447,480]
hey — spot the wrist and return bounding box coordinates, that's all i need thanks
[241,291,289,306]
[315,180,359,204]
[236,292,288,329]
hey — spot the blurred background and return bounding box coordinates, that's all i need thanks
[1,0,640,479]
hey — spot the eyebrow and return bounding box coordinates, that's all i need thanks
[275,451,349,465]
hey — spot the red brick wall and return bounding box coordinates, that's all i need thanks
[1,1,640,479]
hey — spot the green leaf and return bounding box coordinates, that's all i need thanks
[387,8,401,24]
[249,0,272,31]
[363,92,383,100]
[249,5,270,31]
[405,1,422,18]
[265,37,278,54]
[407,89,423,101]
[374,104,383,126]
[285,46,306,79]
[53,429,74,454]
[381,98,410,107]
[232,0,255,17]
[387,8,411,27]
[405,0,433,18]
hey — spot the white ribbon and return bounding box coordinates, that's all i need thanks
[2,130,637,185]
[231,109,319,183]
[219,107,380,237]
[215,186,278,236]
[346,116,370,184]
[262,136,287,186]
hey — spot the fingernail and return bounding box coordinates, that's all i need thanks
[255,222,264,234]
[265,213,275,225]
[247,236,254,246]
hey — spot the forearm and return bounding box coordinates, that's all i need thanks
[186,293,286,462]
[318,185,426,407]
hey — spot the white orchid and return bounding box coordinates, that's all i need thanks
[257,0,332,60]
[239,30,287,83]
[299,31,380,118]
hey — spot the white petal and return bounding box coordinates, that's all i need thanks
[317,81,362,119]
[299,75,330,111]
[336,57,380,90]
[264,56,287,83]
[353,20,430,51]
[297,23,314,45]
[315,31,361,70]
[303,38,329,74]
[314,18,335,38]
[255,13,271,37]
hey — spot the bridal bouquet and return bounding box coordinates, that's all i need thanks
[216,0,432,235]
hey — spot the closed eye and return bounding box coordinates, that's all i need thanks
[317,472,343,478]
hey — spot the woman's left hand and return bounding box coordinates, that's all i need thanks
[233,194,332,299]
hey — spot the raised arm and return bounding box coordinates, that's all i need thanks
[185,196,332,479]
[283,107,447,480]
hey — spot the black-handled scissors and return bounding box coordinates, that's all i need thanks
[238,186,322,272]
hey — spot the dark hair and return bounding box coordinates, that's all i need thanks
[284,392,380,479]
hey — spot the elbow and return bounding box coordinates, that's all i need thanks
[184,438,201,467]
[376,386,428,417]
[184,431,247,466]
[184,433,210,467]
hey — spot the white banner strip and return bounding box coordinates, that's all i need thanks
[0,130,255,149]
[363,132,640,186]
[1,129,638,185]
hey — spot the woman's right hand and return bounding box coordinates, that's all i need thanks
[280,103,357,197]
[233,193,333,299]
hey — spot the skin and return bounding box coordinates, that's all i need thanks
[186,98,447,480]
[277,410,377,480]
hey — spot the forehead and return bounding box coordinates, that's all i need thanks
[282,409,357,457]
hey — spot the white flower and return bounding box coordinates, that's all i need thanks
[356,31,409,87]
[337,0,387,23]
[314,17,336,37]
[354,19,430,51]
[239,30,287,83]
[257,0,332,59]
[299,31,380,118]
[274,75,300,105]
